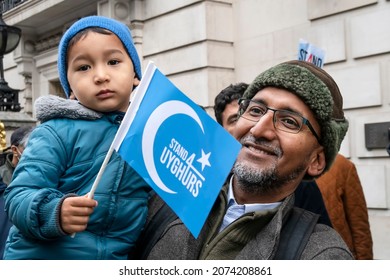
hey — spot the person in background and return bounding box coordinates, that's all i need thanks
[0,126,34,185]
[0,176,10,259]
[214,82,249,135]
[316,153,374,259]
[0,126,33,259]
[3,15,150,260]
[214,83,332,227]
[140,60,352,260]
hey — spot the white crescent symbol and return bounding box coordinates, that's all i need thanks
[142,100,204,194]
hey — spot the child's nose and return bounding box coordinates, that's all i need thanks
[94,66,110,83]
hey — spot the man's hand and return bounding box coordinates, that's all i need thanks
[60,194,98,234]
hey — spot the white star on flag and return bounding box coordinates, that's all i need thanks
[197,149,211,171]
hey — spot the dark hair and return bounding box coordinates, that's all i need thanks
[11,126,34,147]
[214,82,249,125]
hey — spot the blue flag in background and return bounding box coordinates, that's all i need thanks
[112,62,241,238]
[298,39,326,68]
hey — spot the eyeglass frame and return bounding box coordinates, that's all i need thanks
[237,98,321,143]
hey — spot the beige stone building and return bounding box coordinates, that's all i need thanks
[0,0,389,259]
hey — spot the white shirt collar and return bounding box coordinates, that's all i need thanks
[227,176,281,213]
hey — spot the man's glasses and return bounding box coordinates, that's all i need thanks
[238,98,321,143]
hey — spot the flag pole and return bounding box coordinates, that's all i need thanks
[88,146,114,198]
[70,145,114,238]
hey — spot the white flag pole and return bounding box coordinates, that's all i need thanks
[87,146,114,199]
[70,144,114,238]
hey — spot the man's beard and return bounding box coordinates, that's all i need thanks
[232,137,307,196]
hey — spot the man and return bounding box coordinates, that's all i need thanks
[0,177,9,259]
[139,60,352,260]
[0,126,34,185]
[214,82,332,227]
[0,125,33,259]
[214,82,249,134]
[316,153,373,259]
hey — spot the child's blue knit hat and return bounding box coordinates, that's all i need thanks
[58,15,142,98]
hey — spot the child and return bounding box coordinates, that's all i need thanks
[3,16,150,259]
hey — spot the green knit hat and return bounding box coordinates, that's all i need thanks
[242,60,349,174]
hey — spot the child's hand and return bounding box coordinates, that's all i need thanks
[60,194,98,235]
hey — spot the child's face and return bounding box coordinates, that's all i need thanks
[66,31,140,112]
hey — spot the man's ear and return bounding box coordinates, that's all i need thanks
[307,146,326,177]
[10,145,18,154]
[10,145,19,159]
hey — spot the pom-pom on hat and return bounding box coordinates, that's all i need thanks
[58,15,142,98]
[242,60,349,174]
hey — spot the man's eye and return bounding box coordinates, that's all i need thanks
[279,117,300,129]
[228,115,238,125]
[248,106,265,116]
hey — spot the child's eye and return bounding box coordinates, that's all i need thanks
[108,60,120,65]
[77,65,90,71]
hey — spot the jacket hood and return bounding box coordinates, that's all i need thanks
[35,95,102,123]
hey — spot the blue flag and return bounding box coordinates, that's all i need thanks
[112,62,241,238]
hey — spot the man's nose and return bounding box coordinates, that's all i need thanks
[249,110,277,139]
